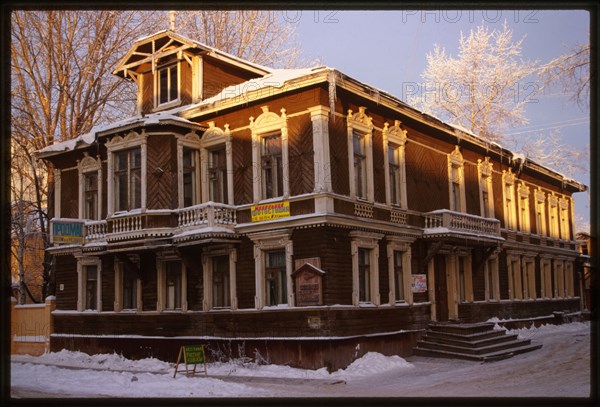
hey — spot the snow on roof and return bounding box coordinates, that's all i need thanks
[180,66,332,113]
[37,112,197,155]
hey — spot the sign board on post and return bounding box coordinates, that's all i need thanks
[51,221,85,245]
[173,345,207,378]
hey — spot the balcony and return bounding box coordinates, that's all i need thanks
[423,210,501,240]
[50,202,237,247]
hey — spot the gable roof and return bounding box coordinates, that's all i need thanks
[113,30,271,79]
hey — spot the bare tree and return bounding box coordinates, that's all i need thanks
[173,10,301,68]
[539,42,590,110]
[10,10,163,300]
[411,21,539,143]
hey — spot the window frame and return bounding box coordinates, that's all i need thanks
[177,132,202,208]
[114,255,142,312]
[249,229,293,309]
[77,153,103,220]
[200,122,234,205]
[559,197,571,241]
[383,120,408,209]
[154,61,181,110]
[517,182,531,233]
[477,157,495,218]
[347,107,374,201]
[201,247,238,311]
[106,131,147,216]
[77,257,102,312]
[547,193,560,239]
[250,107,289,203]
[534,188,547,237]
[386,237,412,305]
[502,169,517,230]
[447,146,466,213]
[350,231,383,306]
[157,257,187,312]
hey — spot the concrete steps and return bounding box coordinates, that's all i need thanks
[414,321,542,362]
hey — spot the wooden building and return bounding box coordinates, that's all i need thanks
[37,30,587,370]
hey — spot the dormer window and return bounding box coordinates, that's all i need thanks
[155,63,180,109]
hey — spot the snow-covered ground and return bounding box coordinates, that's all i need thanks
[11,321,591,398]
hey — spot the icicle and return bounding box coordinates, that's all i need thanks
[328,70,337,118]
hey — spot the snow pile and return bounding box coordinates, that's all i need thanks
[333,352,414,378]
[507,321,589,340]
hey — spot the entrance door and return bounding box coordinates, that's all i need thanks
[434,254,449,321]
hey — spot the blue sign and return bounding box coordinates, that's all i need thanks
[52,221,84,244]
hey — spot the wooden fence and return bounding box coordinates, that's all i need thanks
[10,297,56,356]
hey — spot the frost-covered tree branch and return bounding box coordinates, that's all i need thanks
[410,21,539,143]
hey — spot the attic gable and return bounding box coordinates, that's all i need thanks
[113,30,270,80]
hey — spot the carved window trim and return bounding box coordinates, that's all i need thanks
[447,146,466,213]
[386,236,412,305]
[534,188,547,236]
[200,122,234,205]
[477,157,494,218]
[502,168,517,230]
[350,231,383,306]
[106,131,148,216]
[77,257,102,312]
[249,229,294,309]
[517,182,531,233]
[176,131,202,208]
[77,152,103,220]
[347,107,374,201]
[383,121,408,209]
[250,106,289,202]
[201,246,238,311]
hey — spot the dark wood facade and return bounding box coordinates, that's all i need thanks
[38,30,587,369]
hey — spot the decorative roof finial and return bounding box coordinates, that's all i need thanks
[169,10,175,31]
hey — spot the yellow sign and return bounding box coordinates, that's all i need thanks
[251,201,290,222]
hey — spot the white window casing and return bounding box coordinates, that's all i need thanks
[106,130,148,216]
[199,122,234,205]
[350,230,383,306]
[383,120,408,209]
[386,236,412,305]
[77,153,103,220]
[477,157,494,218]
[502,169,517,230]
[535,188,547,236]
[249,229,294,309]
[517,182,531,233]
[77,257,102,312]
[176,131,202,208]
[201,247,238,311]
[347,107,374,202]
[447,146,466,213]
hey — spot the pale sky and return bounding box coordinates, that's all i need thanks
[292,9,590,229]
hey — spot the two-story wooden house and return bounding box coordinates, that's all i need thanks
[37,30,587,370]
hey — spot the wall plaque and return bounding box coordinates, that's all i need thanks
[292,263,325,307]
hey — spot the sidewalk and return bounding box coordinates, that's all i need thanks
[10,355,346,386]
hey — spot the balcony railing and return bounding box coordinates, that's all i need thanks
[178,202,237,229]
[424,209,501,237]
[85,220,107,242]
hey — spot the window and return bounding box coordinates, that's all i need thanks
[209,147,228,204]
[261,134,283,199]
[540,257,552,298]
[250,107,289,202]
[122,269,138,310]
[484,257,500,301]
[559,198,571,240]
[85,265,98,311]
[447,146,466,212]
[182,148,198,207]
[347,107,374,201]
[458,256,468,302]
[212,255,230,308]
[353,132,368,200]
[78,153,102,220]
[502,169,517,230]
[518,182,531,233]
[350,231,382,305]
[477,157,494,218]
[548,194,559,238]
[114,148,141,212]
[358,248,371,302]
[77,259,101,312]
[156,64,179,107]
[165,261,183,310]
[553,260,565,298]
[383,121,408,208]
[393,251,404,302]
[535,189,547,236]
[83,173,98,220]
[522,259,536,299]
[266,250,287,306]
[106,131,147,215]
[508,254,522,300]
